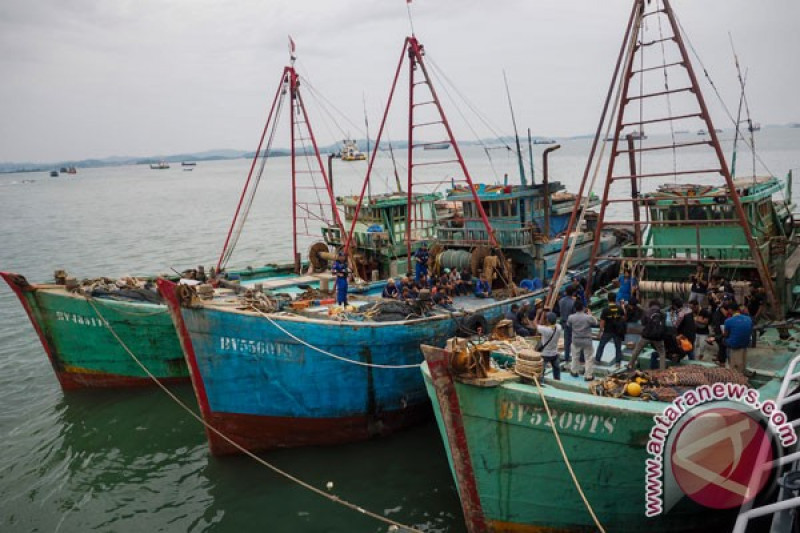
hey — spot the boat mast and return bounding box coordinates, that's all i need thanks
[216,63,345,273]
[503,70,527,186]
[342,36,501,263]
[571,0,776,312]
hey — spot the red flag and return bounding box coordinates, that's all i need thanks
[288,35,296,55]
[406,0,412,3]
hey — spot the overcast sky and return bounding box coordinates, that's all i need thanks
[1,0,798,163]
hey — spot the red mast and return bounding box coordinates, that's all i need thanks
[548,0,775,309]
[343,36,499,262]
[216,65,345,273]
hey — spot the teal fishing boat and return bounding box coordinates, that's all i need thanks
[421,1,800,531]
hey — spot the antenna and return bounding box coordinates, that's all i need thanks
[503,70,527,186]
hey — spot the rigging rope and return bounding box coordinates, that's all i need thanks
[532,374,606,532]
[221,87,287,269]
[547,8,641,309]
[84,297,423,533]
[673,11,779,187]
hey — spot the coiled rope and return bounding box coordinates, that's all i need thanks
[85,297,423,533]
[248,305,423,370]
[531,374,605,532]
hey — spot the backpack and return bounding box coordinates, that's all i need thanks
[642,308,666,340]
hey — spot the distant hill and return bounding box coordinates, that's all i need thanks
[0,135,559,173]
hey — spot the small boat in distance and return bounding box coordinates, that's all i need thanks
[49,170,59,177]
[339,139,366,161]
[423,142,450,150]
[181,161,197,166]
[748,121,761,132]
[150,161,170,169]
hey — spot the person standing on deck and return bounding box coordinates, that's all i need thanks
[671,297,696,360]
[708,295,728,365]
[571,277,587,306]
[690,300,712,360]
[689,264,709,306]
[568,301,598,381]
[533,310,562,380]
[628,300,667,370]
[332,251,349,306]
[724,304,754,373]
[616,267,638,306]
[746,281,767,347]
[558,286,577,364]
[595,293,627,368]
[414,243,429,283]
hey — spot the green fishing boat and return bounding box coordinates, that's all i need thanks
[421,1,800,531]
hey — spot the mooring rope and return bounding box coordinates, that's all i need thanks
[531,374,606,533]
[85,297,423,533]
[248,305,423,370]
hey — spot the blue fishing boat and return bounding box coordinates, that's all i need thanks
[161,38,627,455]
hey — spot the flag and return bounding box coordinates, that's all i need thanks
[288,35,296,56]
[407,0,412,3]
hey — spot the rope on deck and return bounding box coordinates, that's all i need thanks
[532,375,606,533]
[249,305,423,370]
[85,297,424,533]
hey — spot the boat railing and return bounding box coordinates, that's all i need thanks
[436,226,535,248]
[732,354,800,532]
[619,242,770,263]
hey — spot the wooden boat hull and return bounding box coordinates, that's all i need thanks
[1,272,187,390]
[160,279,545,455]
[422,347,749,532]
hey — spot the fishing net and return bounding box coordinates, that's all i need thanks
[591,365,749,402]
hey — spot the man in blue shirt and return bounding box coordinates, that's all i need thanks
[724,304,753,373]
[382,278,399,299]
[331,251,349,306]
[414,243,429,283]
[474,272,491,298]
[616,267,638,306]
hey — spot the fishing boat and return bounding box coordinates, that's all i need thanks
[0,265,325,389]
[424,142,450,150]
[150,161,170,169]
[160,38,627,455]
[421,1,800,531]
[339,139,366,161]
[181,161,197,166]
[49,170,59,177]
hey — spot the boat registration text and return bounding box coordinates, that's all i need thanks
[499,401,617,435]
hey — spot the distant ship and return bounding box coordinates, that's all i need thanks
[532,138,557,145]
[606,130,646,141]
[49,170,59,177]
[150,161,170,169]
[339,139,366,161]
[59,166,77,174]
[748,121,761,132]
[423,142,450,150]
[181,161,197,166]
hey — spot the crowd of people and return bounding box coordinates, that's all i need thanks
[489,265,760,383]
